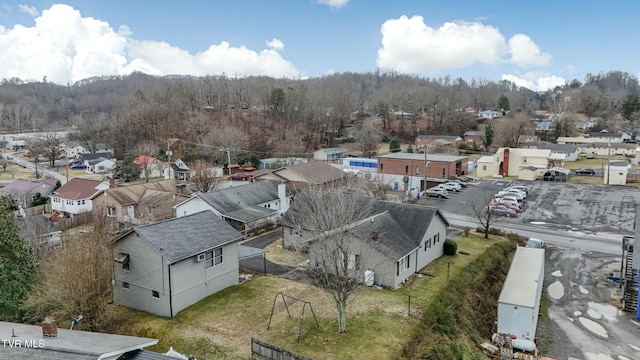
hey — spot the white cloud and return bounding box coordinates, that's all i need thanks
[567,64,577,73]
[266,38,284,51]
[18,4,38,17]
[507,34,551,67]
[376,15,553,74]
[316,0,349,9]
[502,71,566,92]
[0,4,299,83]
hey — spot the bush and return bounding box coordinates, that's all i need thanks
[443,239,457,255]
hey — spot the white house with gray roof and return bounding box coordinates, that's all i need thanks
[281,191,450,289]
[174,180,289,236]
[111,211,244,318]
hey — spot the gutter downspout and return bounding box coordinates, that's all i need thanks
[168,263,173,318]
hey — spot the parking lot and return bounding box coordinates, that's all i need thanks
[417,179,640,235]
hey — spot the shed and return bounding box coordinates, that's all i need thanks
[497,247,545,342]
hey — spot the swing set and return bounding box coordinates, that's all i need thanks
[267,292,319,342]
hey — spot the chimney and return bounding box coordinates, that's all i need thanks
[371,231,379,241]
[277,182,289,213]
[41,316,58,338]
[502,148,510,176]
[109,178,116,189]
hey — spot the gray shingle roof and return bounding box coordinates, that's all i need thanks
[197,181,279,222]
[0,321,156,360]
[130,211,243,263]
[282,191,448,260]
[16,215,61,237]
[78,152,115,161]
[118,349,185,360]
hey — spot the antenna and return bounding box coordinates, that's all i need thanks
[69,315,83,330]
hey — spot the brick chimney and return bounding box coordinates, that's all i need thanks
[109,178,116,189]
[371,231,379,241]
[41,316,58,337]
[502,148,510,176]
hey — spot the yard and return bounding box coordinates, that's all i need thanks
[108,234,500,360]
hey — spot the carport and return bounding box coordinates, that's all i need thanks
[239,245,269,275]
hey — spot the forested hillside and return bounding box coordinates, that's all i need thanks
[0,70,637,164]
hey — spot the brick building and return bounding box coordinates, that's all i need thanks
[376,153,469,192]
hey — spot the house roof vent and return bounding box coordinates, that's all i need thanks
[371,231,379,241]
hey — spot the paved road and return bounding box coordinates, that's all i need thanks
[239,230,295,276]
[3,152,68,184]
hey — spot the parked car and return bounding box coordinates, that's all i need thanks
[486,204,517,217]
[447,179,468,188]
[525,238,545,248]
[575,168,596,176]
[70,163,87,169]
[496,198,522,210]
[489,201,519,212]
[439,182,462,192]
[585,153,595,159]
[424,188,448,198]
[229,172,251,180]
[496,190,525,200]
[506,185,529,195]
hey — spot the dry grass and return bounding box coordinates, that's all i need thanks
[0,163,38,181]
[263,238,308,266]
[110,235,499,360]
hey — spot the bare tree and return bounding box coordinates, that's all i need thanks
[495,113,531,148]
[358,124,380,158]
[0,158,7,172]
[287,188,375,333]
[29,133,63,167]
[467,186,501,239]
[189,160,220,193]
[25,208,112,330]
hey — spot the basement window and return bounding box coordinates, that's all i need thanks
[152,291,159,298]
[122,282,129,289]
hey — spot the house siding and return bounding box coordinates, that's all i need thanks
[416,217,447,270]
[51,197,94,215]
[170,242,239,315]
[175,197,222,218]
[112,233,171,318]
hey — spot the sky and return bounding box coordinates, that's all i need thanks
[0,0,636,91]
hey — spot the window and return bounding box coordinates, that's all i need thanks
[380,164,384,172]
[523,157,527,163]
[205,247,223,268]
[107,207,116,217]
[424,237,432,251]
[483,165,487,171]
[81,200,86,205]
[122,282,129,289]
[442,168,446,178]
[415,166,419,176]
[405,165,409,174]
[434,233,440,243]
[122,262,130,271]
[152,290,159,298]
[397,255,410,275]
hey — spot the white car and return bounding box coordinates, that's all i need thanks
[506,185,529,195]
[497,189,525,199]
[424,188,449,198]
[497,198,522,210]
[437,182,461,192]
[525,238,545,248]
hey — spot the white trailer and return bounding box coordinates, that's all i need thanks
[497,246,545,344]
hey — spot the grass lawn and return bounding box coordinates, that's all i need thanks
[110,235,500,360]
[0,163,38,181]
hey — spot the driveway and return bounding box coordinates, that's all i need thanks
[239,230,295,276]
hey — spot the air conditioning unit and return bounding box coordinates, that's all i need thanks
[196,253,205,262]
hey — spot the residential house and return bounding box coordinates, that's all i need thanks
[462,131,485,148]
[575,120,597,130]
[99,179,191,229]
[604,160,629,185]
[254,161,346,192]
[0,320,175,360]
[51,178,110,217]
[60,141,114,158]
[557,135,624,145]
[111,211,244,318]
[136,155,164,180]
[475,155,499,178]
[415,135,463,151]
[16,214,62,247]
[313,147,348,161]
[163,158,191,181]
[581,142,636,157]
[475,148,551,179]
[535,121,553,132]
[535,141,578,162]
[175,180,289,236]
[6,139,26,150]
[259,157,307,169]
[477,110,501,119]
[518,134,540,145]
[0,178,57,208]
[77,152,116,172]
[376,153,468,192]
[281,191,450,289]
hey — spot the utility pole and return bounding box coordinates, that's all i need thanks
[606,138,611,185]
[423,144,430,191]
[166,138,178,162]
[220,148,231,175]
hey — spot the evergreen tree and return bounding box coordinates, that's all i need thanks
[116,151,142,182]
[622,94,640,122]
[389,139,401,153]
[406,145,414,153]
[498,95,510,112]
[0,195,36,320]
